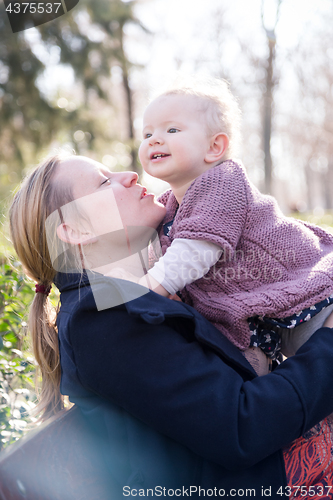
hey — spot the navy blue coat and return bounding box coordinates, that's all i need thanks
[55,271,333,499]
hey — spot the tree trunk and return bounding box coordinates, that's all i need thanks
[119,23,139,174]
[263,36,275,195]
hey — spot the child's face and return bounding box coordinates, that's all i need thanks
[139,94,213,187]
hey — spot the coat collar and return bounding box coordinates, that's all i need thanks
[55,271,256,378]
[54,270,194,318]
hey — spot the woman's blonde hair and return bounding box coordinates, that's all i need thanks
[9,152,74,421]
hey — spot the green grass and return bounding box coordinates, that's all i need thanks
[290,211,333,233]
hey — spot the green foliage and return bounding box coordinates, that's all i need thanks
[0,4,70,197]
[0,0,143,201]
[0,258,36,451]
[38,0,144,170]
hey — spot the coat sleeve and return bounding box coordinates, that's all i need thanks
[68,301,333,471]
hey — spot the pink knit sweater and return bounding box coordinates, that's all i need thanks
[156,160,333,350]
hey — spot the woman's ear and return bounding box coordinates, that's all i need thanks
[56,223,97,245]
[205,133,229,164]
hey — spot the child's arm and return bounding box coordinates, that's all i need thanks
[143,238,222,296]
[105,239,222,297]
[104,267,170,296]
[138,274,170,297]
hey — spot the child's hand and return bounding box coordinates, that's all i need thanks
[138,274,170,298]
[169,293,182,302]
[106,268,171,298]
[105,267,139,284]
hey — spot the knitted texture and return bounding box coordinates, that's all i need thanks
[156,160,333,350]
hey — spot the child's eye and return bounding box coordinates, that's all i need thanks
[168,128,179,134]
[144,133,152,139]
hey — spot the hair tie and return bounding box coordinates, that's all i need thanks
[35,283,51,296]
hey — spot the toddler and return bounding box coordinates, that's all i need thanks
[127,80,333,373]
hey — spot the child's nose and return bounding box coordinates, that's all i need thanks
[149,134,164,146]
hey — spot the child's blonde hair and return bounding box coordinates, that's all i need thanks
[155,76,242,158]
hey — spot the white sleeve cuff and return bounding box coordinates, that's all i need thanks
[148,238,222,295]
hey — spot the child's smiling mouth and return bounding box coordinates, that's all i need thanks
[150,152,171,161]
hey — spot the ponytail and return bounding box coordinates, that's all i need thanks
[29,290,64,419]
[9,153,74,421]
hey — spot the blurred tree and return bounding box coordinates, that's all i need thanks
[0,0,144,205]
[0,6,68,200]
[38,0,146,172]
[280,7,333,211]
[261,0,282,195]
[163,2,284,197]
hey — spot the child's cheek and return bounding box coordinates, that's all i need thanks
[138,143,146,167]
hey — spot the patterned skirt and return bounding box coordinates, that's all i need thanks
[249,295,333,361]
[283,416,333,499]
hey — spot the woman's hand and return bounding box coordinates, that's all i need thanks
[324,311,333,328]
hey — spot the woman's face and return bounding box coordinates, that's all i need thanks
[55,156,166,241]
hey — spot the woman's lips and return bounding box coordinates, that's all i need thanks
[141,188,154,200]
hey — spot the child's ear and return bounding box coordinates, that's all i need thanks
[56,223,97,245]
[205,133,229,164]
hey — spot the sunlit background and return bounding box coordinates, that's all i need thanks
[1,0,333,214]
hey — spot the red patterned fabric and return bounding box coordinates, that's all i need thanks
[283,416,333,499]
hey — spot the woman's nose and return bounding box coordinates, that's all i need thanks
[121,171,138,187]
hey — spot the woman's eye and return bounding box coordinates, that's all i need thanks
[168,128,179,134]
[101,177,111,186]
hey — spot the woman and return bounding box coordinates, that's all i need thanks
[9,153,333,498]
